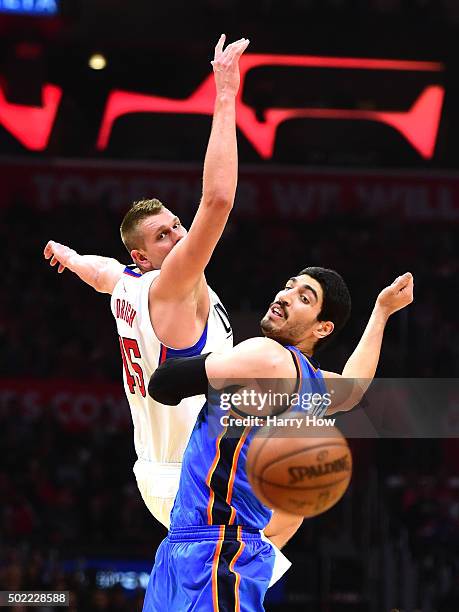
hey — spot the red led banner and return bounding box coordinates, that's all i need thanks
[0,54,445,158]
[0,83,61,150]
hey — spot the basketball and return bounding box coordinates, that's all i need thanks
[246,425,352,517]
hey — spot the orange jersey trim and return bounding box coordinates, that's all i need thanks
[303,353,319,373]
[229,526,245,612]
[290,349,304,383]
[226,427,251,525]
[206,427,227,525]
[211,525,225,611]
[290,346,319,374]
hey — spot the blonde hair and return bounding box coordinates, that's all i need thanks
[120,198,164,252]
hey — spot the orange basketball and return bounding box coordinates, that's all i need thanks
[246,425,352,518]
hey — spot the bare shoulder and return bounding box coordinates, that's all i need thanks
[98,258,125,294]
[232,337,295,375]
[147,270,207,347]
[206,337,297,384]
[321,370,343,379]
[233,336,283,353]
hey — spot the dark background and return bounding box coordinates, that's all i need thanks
[0,1,458,611]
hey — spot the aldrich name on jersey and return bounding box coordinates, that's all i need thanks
[110,267,233,466]
[115,298,137,327]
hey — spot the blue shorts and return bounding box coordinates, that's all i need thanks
[142,525,276,612]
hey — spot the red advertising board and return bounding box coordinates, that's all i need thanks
[0,379,129,432]
[1,158,459,221]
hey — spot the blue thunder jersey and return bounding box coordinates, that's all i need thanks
[169,345,328,531]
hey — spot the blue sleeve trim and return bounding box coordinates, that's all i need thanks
[286,346,328,415]
[123,266,142,278]
[159,324,208,364]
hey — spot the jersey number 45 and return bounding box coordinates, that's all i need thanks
[118,336,146,397]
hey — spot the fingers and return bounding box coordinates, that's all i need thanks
[44,240,69,274]
[214,33,226,59]
[378,272,414,313]
[400,272,413,282]
[225,39,249,65]
[224,38,249,61]
[392,272,414,305]
[220,43,239,67]
[213,37,249,66]
[232,38,250,59]
[392,272,413,288]
[44,240,54,259]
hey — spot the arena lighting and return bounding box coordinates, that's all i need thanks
[0,54,445,157]
[0,0,58,16]
[89,53,107,71]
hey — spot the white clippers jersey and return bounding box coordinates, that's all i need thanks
[110,267,233,465]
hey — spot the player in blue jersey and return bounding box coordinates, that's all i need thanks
[146,267,414,611]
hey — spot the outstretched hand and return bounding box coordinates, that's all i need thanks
[376,272,414,317]
[211,34,250,98]
[44,240,76,274]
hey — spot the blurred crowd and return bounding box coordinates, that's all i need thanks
[0,548,145,612]
[1,198,459,380]
[0,192,458,608]
[0,406,457,608]
[1,1,459,610]
[0,403,159,611]
[160,0,459,27]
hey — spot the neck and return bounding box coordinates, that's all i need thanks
[294,339,315,356]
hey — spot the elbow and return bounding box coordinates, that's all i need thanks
[203,192,234,212]
[328,380,368,414]
[264,515,303,549]
[353,379,371,406]
[343,386,366,412]
[346,384,370,412]
[94,258,120,294]
[148,362,179,406]
[147,370,164,403]
[93,270,105,293]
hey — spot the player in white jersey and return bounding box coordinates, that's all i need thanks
[44,35,294,583]
[43,35,248,527]
[111,266,232,525]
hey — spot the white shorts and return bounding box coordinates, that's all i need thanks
[260,530,292,587]
[133,459,181,529]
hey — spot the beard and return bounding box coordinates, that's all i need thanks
[260,314,313,347]
[260,315,292,345]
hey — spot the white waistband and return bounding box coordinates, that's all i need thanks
[135,459,182,471]
[133,459,182,499]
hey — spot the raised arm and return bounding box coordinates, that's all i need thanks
[148,337,294,406]
[44,240,124,294]
[151,35,249,302]
[323,272,414,413]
